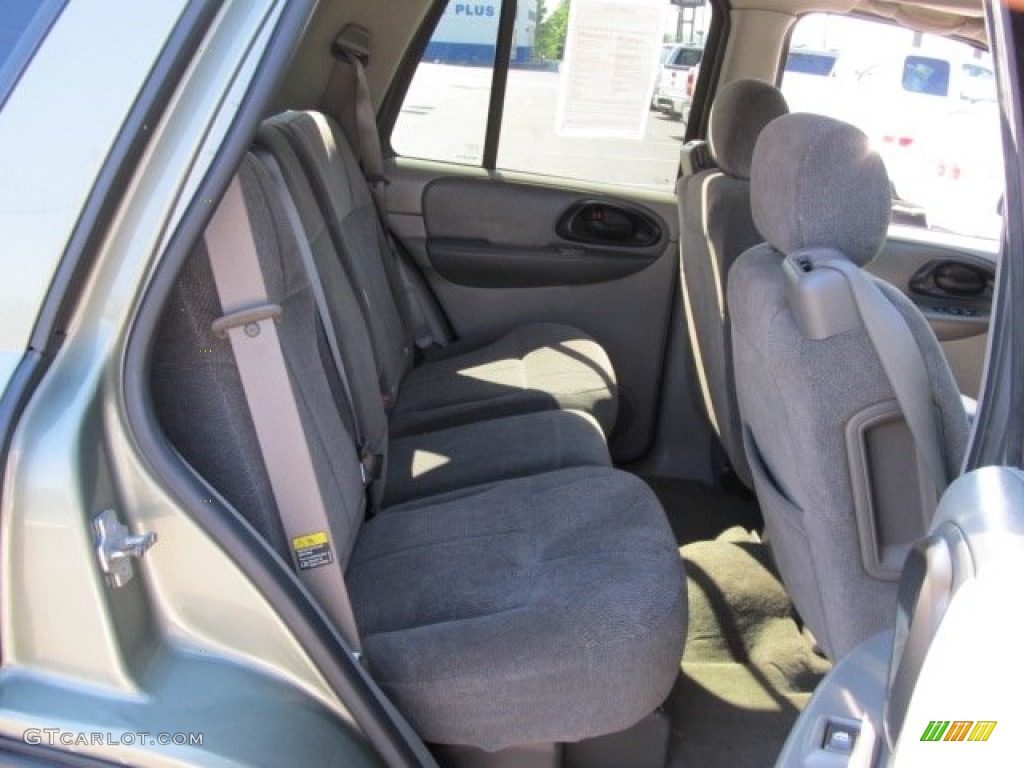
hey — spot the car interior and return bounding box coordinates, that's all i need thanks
[122,0,1007,765]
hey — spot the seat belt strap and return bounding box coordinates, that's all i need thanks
[341,48,388,210]
[256,149,383,488]
[331,30,439,351]
[204,176,363,655]
[808,252,951,497]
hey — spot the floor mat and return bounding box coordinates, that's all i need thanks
[667,528,831,767]
[642,476,763,545]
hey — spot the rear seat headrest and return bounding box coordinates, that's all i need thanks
[708,79,789,180]
[751,113,892,268]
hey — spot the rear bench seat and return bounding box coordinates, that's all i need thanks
[151,151,687,750]
[252,118,613,505]
[261,110,620,439]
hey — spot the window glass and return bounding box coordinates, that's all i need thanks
[391,4,498,165]
[902,55,950,97]
[782,14,1003,241]
[785,50,837,76]
[960,62,995,102]
[0,0,48,69]
[392,0,713,191]
[0,0,66,112]
[670,46,702,68]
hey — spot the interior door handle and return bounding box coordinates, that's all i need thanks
[909,260,994,300]
[557,201,662,247]
[933,263,988,296]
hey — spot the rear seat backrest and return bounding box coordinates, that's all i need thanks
[264,110,414,403]
[677,79,789,487]
[151,153,368,565]
[264,109,621,440]
[253,124,389,462]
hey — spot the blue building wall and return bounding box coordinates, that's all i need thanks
[423,42,533,65]
[425,1,536,65]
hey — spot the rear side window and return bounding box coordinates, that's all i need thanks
[392,0,714,190]
[781,14,1003,242]
[670,47,702,68]
[902,55,950,97]
[961,62,995,102]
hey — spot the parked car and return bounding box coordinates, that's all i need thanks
[653,43,702,120]
[784,43,1001,237]
[780,47,839,112]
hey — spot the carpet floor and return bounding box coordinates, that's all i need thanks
[642,476,763,546]
[640,478,830,767]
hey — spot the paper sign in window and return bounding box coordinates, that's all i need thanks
[555,0,667,139]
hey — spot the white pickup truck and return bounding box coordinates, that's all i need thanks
[653,43,703,122]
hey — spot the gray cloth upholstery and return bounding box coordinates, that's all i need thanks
[730,112,968,659]
[153,154,687,749]
[708,79,790,179]
[253,122,390,464]
[677,80,788,486]
[264,110,413,401]
[349,467,687,750]
[751,113,892,267]
[874,278,969,480]
[269,109,620,437]
[730,247,967,658]
[151,155,367,567]
[385,409,609,506]
[253,124,614,496]
[392,322,618,437]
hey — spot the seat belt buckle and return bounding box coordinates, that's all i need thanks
[359,449,383,487]
[211,304,282,338]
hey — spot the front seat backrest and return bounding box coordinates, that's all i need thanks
[677,79,789,486]
[728,113,969,660]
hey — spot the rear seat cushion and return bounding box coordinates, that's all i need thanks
[350,467,687,750]
[384,409,610,506]
[391,323,619,437]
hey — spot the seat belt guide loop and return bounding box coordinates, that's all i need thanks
[212,304,282,338]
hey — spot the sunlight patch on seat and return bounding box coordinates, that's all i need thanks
[412,449,452,477]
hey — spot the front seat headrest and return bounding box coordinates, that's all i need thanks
[708,79,789,180]
[751,113,892,268]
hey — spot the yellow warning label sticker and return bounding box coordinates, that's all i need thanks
[291,531,333,570]
[292,532,329,550]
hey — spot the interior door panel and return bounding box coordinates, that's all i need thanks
[868,231,996,397]
[386,163,679,461]
[425,237,663,288]
[422,179,667,288]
